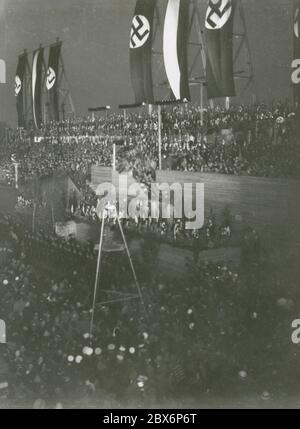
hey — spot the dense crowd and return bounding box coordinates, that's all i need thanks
[0,102,300,191]
[0,212,299,408]
[0,99,300,408]
[76,200,233,251]
[15,182,233,251]
[0,101,298,256]
[1,102,300,407]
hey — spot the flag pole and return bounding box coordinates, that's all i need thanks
[32,203,37,234]
[112,142,116,172]
[51,206,55,232]
[200,81,204,127]
[89,212,105,342]
[13,162,19,189]
[158,105,162,170]
[225,97,230,110]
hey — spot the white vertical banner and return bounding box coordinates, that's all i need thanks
[0,59,5,83]
[163,0,181,100]
[32,50,38,128]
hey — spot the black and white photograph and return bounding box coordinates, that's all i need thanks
[0,0,300,411]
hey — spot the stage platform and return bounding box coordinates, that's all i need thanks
[73,219,241,279]
[90,166,300,254]
[2,168,298,278]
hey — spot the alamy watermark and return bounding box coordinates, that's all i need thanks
[95,175,205,230]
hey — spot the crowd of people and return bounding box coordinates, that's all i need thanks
[1,101,300,407]
[15,180,233,251]
[76,197,233,251]
[0,101,298,254]
[1,211,299,408]
[0,102,299,190]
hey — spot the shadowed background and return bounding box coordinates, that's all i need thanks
[0,0,294,125]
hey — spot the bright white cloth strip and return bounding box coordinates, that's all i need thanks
[32,51,38,128]
[163,0,181,100]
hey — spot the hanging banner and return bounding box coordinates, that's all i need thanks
[47,42,62,121]
[205,0,237,99]
[15,53,28,128]
[32,48,44,129]
[163,0,190,101]
[129,0,156,104]
[293,0,300,106]
[0,59,5,84]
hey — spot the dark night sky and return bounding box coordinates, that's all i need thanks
[0,0,294,125]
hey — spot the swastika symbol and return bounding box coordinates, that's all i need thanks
[14,75,22,97]
[205,0,232,30]
[46,67,56,90]
[130,15,150,49]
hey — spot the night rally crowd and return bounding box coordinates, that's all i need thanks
[0,102,300,407]
[1,211,297,408]
[1,102,299,241]
[1,102,300,186]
